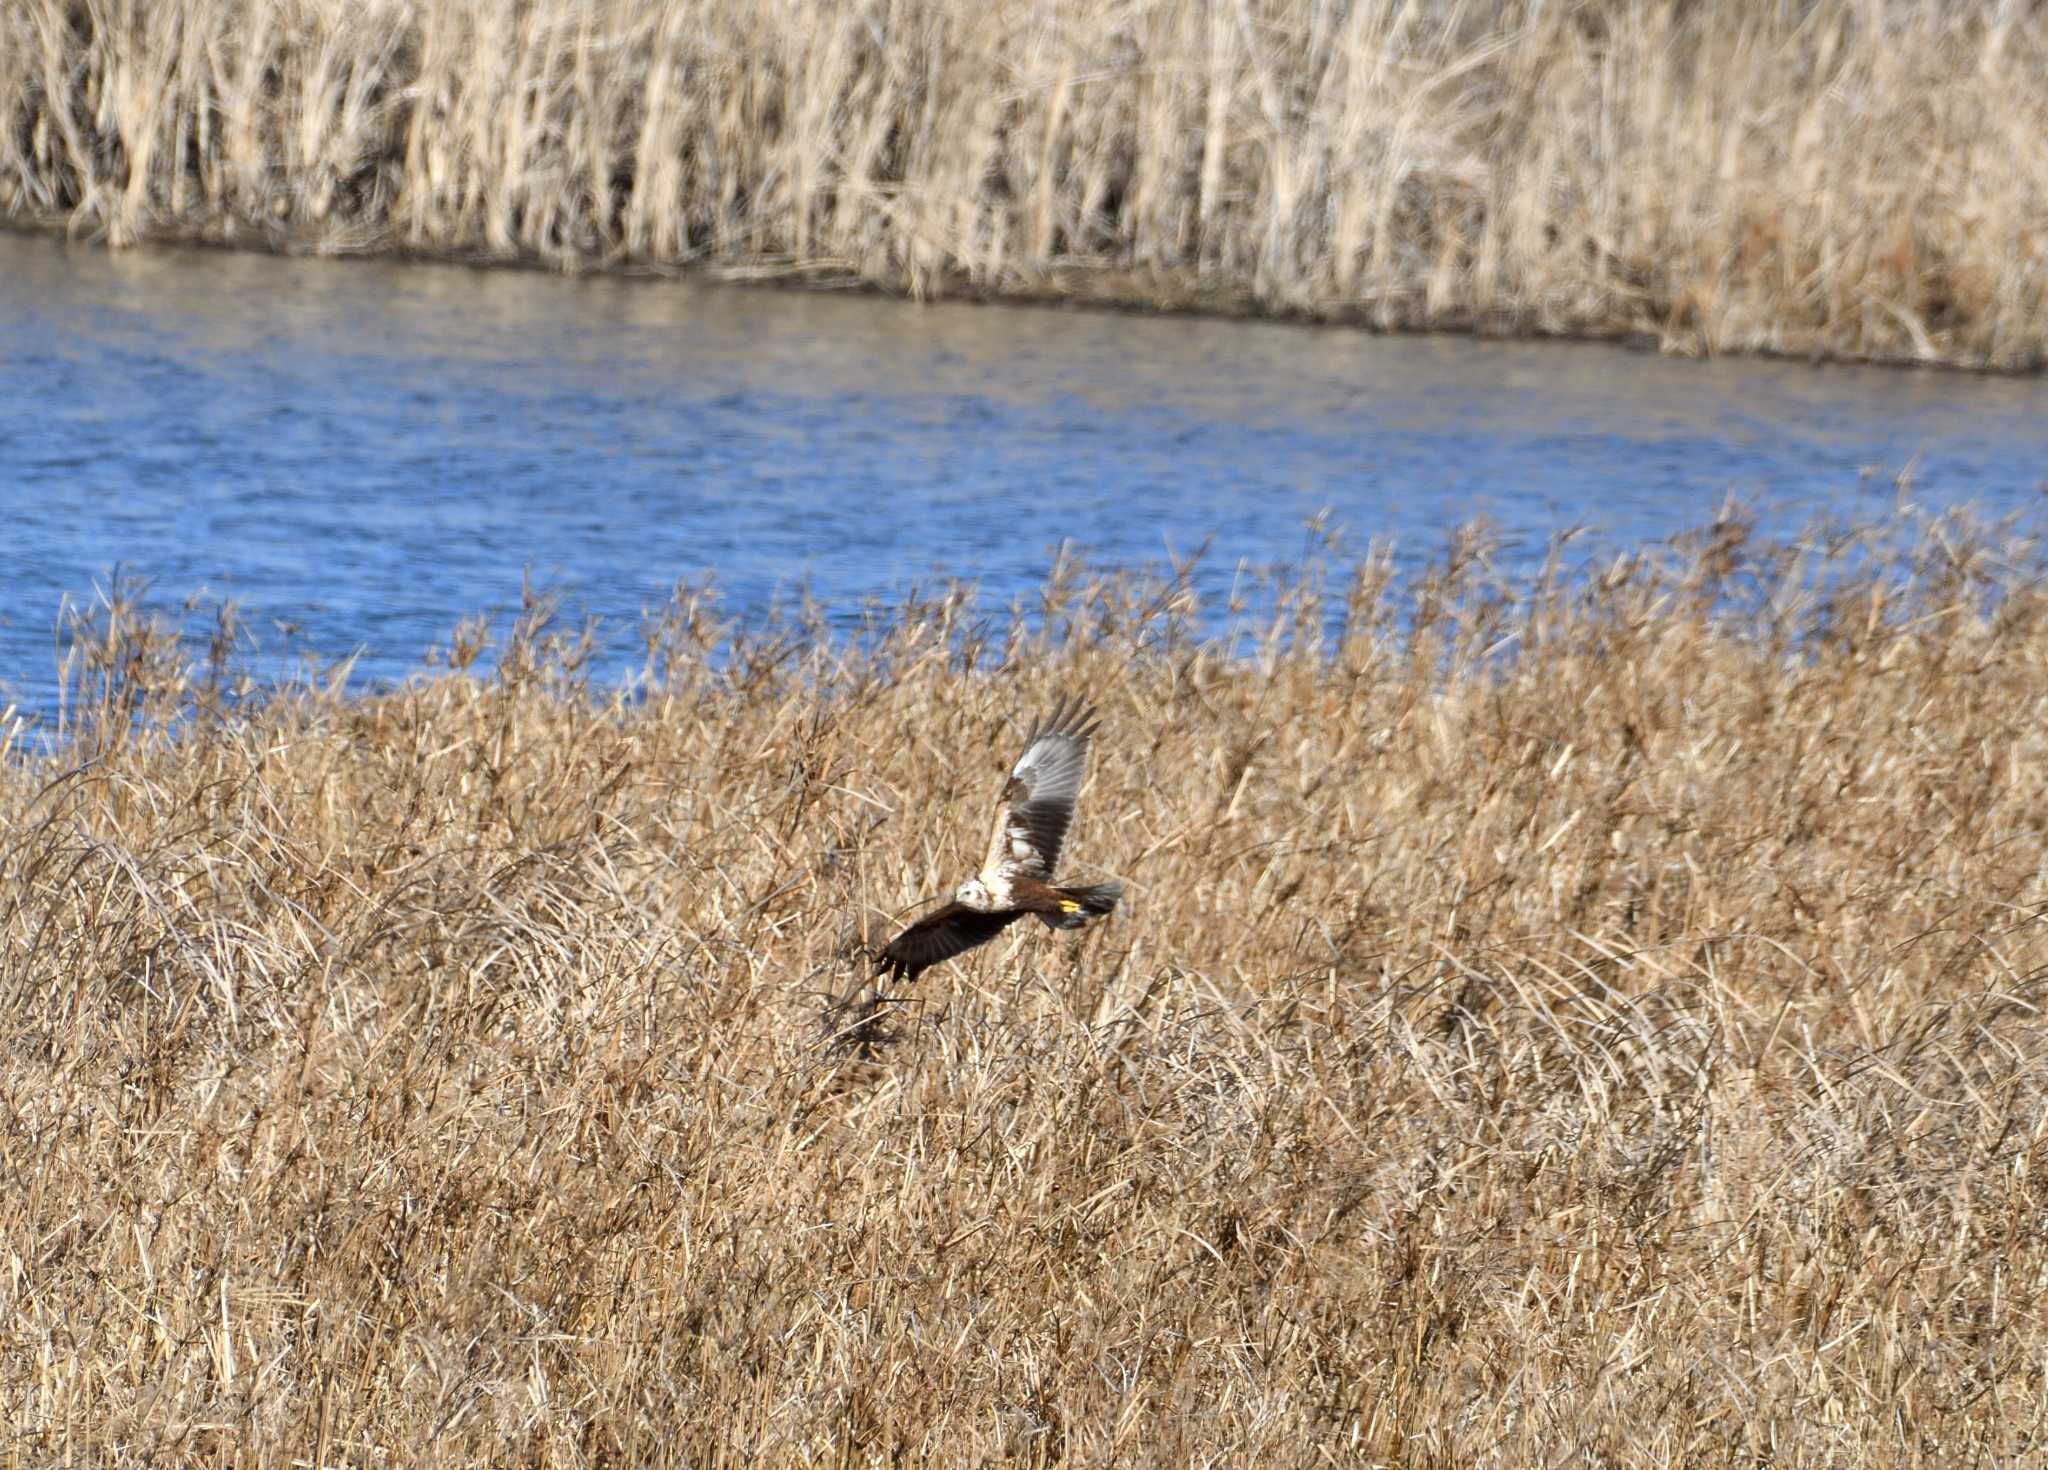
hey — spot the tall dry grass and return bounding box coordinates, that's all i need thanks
[4,513,2048,1464]
[3,0,2047,367]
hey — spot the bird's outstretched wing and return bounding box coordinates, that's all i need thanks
[875,903,1026,983]
[982,696,1099,882]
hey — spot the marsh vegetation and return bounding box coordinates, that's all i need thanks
[4,514,2047,1462]
[3,0,2046,366]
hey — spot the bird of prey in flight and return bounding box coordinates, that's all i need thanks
[875,697,1122,984]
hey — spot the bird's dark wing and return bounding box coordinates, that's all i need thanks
[875,902,1026,983]
[982,696,1099,881]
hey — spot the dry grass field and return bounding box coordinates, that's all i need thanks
[4,514,2048,1465]
[3,0,2047,367]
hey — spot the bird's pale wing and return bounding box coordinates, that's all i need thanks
[875,903,1025,983]
[982,696,1099,881]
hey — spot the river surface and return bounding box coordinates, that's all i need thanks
[2,229,2046,718]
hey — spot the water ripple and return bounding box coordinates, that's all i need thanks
[2,230,2046,716]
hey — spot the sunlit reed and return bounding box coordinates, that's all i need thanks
[3,510,2046,1461]
[2,0,2045,366]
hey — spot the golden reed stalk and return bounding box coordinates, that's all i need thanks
[3,515,2046,1461]
[3,0,2046,367]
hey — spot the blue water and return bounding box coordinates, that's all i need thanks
[2,229,2046,716]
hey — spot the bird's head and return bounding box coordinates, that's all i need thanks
[954,877,994,910]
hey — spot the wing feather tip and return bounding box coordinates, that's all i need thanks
[1023,695,1097,752]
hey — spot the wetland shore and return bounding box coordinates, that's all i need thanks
[4,0,2046,369]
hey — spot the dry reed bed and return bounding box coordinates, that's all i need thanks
[4,517,2048,1465]
[4,0,2048,367]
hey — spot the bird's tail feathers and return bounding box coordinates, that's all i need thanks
[1037,881,1123,929]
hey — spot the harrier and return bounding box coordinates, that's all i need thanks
[875,697,1122,984]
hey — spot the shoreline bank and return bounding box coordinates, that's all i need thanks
[12,209,2035,381]
[5,0,2045,372]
